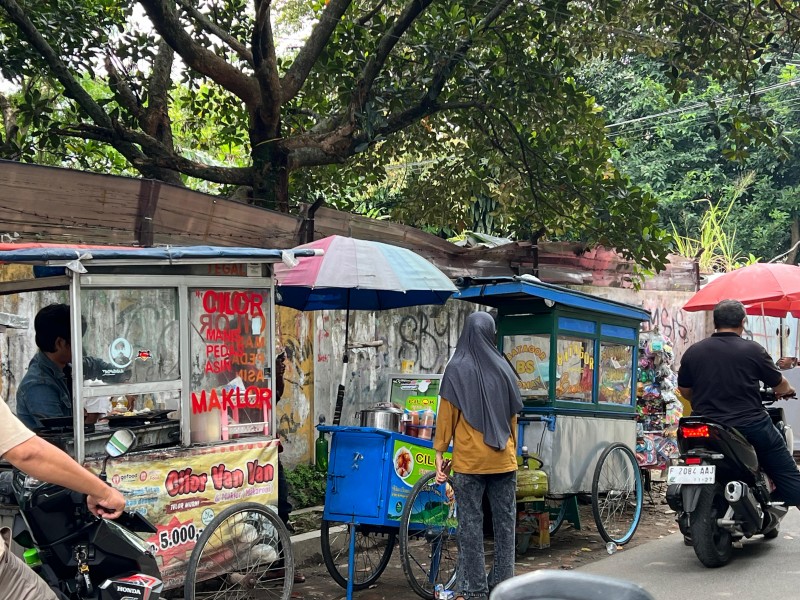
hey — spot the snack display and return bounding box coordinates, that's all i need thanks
[394,446,413,478]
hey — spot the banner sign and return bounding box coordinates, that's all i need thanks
[89,440,279,590]
[387,439,451,521]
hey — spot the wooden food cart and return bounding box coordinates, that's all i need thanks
[0,244,318,598]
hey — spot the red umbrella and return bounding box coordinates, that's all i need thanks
[683,263,800,312]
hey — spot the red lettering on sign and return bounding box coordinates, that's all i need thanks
[191,388,273,414]
[202,291,264,319]
[247,459,275,485]
[211,464,245,490]
[165,468,208,497]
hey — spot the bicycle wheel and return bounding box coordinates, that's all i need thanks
[184,502,294,600]
[320,520,396,590]
[399,472,459,600]
[546,497,567,536]
[591,443,643,545]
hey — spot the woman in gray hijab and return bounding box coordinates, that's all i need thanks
[434,311,523,600]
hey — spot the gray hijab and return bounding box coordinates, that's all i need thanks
[440,311,523,450]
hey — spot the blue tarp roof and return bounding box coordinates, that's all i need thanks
[0,244,320,265]
[454,279,651,322]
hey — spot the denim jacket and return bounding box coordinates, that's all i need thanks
[16,351,119,430]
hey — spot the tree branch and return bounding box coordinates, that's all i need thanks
[252,0,282,125]
[105,55,144,119]
[175,0,253,65]
[0,92,18,146]
[53,124,253,185]
[357,0,389,26]
[281,0,353,103]
[0,0,149,165]
[350,0,434,117]
[138,0,259,104]
[367,0,513,141]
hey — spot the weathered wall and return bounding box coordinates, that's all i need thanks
[572,286,709,366]
[311,301,478,430]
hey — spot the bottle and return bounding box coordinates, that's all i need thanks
[23,548,42,573]
[315,415,329,472]
[143,394,155,411]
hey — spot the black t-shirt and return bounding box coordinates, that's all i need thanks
[677,332,782,426]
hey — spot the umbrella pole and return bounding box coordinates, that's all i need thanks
[333,299,351,426]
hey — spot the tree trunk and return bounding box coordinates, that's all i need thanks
[250,111,289,213]
[788,214,800,265]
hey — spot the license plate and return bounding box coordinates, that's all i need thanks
[667,465,716,484]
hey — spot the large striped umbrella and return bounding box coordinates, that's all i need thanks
[274,235,457,424]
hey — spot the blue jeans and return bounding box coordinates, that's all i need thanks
[453,471,516,598]
[736,414,800,505]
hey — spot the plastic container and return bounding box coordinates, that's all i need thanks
[418,409,435,440]
[406,410,420,438]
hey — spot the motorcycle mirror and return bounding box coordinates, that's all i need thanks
[105,429,137,458]
[489,571,655,600]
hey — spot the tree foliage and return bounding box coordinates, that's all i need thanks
[581,54,800,266]
[1,0,800,271]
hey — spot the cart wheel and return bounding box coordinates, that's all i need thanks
[591,442,643,545]
[320,520,396,590]
[399,471,459,600]
[546,497,567,536]
[184,502,294,600]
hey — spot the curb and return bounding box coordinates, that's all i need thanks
[290,527,327,568]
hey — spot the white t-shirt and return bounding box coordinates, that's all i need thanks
[0,396,34,558]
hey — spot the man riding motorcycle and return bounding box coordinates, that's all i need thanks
[0,394,126,599]
[677,299,800,507]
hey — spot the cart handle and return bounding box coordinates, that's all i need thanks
[518,414,556,432]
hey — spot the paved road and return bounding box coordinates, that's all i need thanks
[581,508,800,600]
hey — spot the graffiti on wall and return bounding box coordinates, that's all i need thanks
[397,306,469,372]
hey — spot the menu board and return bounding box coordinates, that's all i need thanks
[387,374,442,413]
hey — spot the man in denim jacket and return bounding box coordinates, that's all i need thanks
[16,304,127,430]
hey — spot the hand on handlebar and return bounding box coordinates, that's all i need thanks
[435,457,452,484]
[87,486,126,519]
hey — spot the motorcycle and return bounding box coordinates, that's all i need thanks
[666,389,793,567]
[0,429,164,599]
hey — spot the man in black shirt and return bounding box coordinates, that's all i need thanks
[678,299,800,504]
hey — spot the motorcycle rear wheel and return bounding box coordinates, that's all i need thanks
[690,484,732,568]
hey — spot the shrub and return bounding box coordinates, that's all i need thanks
[286,463,327,510]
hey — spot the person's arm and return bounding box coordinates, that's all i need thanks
[773,376,795,398]
[3,436,126,518]
[757,347,795,397]
[433,398,457,483]
[84,355,130,383]
[676,356,693,401]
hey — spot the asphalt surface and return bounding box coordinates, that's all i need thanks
[582,507,800,600]
[292,507,800,600]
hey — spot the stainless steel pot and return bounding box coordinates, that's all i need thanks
[358,403,403,431]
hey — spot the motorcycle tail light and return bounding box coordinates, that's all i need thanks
[685,457,702,465]
[680,424,710,438]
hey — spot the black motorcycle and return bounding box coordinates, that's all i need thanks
[666,390,793,567]
[0,429,164,599]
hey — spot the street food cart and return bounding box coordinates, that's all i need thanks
[0,244,318,597]
[453,277,650,543]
